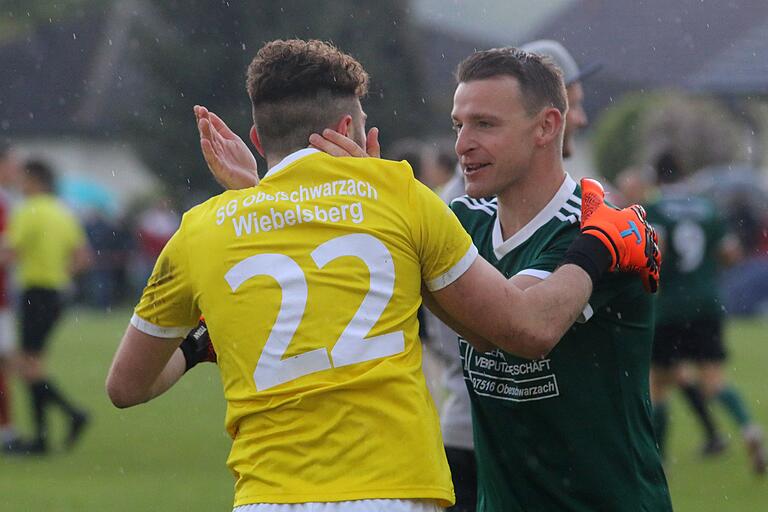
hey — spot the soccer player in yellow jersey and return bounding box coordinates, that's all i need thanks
[106,40,658,512]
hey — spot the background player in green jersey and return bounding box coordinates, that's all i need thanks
[447,47,670,511]
[646,151,767,474]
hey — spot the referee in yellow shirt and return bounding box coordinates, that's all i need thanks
[5,160,91,455]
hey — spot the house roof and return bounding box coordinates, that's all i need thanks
[526,0,768,109]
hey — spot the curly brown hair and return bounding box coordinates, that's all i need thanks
[246,39,369,155]
[456,47,567,117]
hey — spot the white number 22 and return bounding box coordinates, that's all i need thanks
[224,234,405,390]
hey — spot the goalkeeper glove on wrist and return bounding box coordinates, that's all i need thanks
[578,178,661,293]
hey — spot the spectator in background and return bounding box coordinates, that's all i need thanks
[82,209,121,309]
[4,159,91,455]
[520,40,598,162]
[422,139,464,200]
[390,139,427,181]
[0,142,21,452]
[133,196,180,290]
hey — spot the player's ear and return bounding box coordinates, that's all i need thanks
[536,108,563,148]
[250,126,265,157]
[334,115,353,138]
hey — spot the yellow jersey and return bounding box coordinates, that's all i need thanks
[7,194,86,289]
[132,149,477,507]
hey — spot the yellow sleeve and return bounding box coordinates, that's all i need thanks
[131,229,200,338]
[408,177,477,291]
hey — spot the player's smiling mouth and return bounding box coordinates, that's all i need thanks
[464,162,490,174]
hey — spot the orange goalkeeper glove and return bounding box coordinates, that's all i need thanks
[179,318,217,372]
[579,178,661,293]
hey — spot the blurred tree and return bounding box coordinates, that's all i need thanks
[592,91,662,182]
[126,0,428,202]
[0,0,99,41]
[593,90,748,182]
[641,92,746,176]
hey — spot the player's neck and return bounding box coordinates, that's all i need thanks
[495,163,566,241]
[265,152,291,171]
[264,146,316,172]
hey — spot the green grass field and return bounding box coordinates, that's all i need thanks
[1,308,766,511]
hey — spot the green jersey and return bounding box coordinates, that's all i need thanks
[644,187,726,326]
[450,175,671,512]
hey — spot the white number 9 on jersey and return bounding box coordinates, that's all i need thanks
[224,234,405,391]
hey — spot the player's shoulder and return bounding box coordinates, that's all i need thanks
[534,177,582,237]
[450,195,498,217]
[177,188,244,232]
[449,195,498,233]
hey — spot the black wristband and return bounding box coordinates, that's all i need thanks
[179,322,209,373]
[179,338,199,373]
[561,233,613,287]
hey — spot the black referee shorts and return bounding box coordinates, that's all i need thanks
[21,287,63,353]
[652,317,726,368]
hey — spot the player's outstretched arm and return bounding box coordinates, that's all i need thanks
[432,257,592,359]
[421,285,496,353]
[194,105,259,190]
[430,178,661,358]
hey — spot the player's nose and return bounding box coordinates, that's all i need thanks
[454,126,475,157]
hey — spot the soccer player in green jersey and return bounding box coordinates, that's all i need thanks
[646,151,767,474]
[445,48,671,511]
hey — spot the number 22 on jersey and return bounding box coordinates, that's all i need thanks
[225,233,405,390]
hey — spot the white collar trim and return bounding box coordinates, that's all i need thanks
[492,174,577,260]
[263,148,321,179]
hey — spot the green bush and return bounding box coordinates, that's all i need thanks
[592,91,664,182]
[593,90,748,182]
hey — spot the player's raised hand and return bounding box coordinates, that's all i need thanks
[308,127,381,158]
[580,178,661,293]
[194,105,259,190]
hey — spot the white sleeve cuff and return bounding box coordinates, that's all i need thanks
[513,268,594,323]
[515,268,552,280]
[130,313,193,339]
[425,244,479,291]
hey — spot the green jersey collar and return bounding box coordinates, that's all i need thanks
[492,173,577,260]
